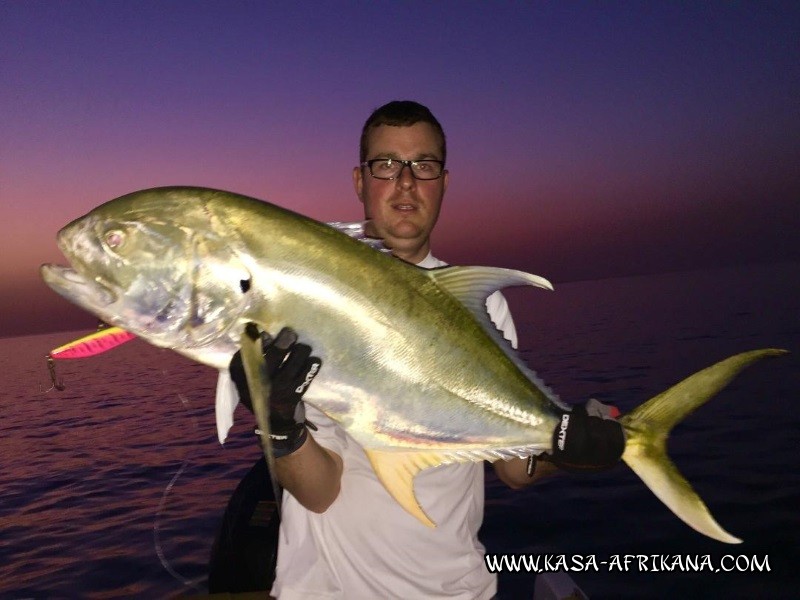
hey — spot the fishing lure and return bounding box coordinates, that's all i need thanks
[45,326,136,390]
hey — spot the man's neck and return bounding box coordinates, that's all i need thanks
[391,242,430,265]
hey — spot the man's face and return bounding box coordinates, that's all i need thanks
[353,122,448,263]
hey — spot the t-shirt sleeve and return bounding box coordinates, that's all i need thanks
[303,402,348,457]
[486,290,518,349]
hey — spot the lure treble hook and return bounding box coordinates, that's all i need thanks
[45,354,66,391]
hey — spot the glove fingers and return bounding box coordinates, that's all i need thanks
[280,343,313,379]
[263,327,297,374]
[273,327,297,350]
[228,351,253,412]
[294,357,321,398]
[585,398,621,419]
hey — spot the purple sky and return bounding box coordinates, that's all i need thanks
[1,2,798,337]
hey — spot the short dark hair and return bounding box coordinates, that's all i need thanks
[359,100,447,164]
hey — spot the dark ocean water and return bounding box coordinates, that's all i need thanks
[1,262,798,599]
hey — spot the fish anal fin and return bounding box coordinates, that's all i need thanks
[364,449,450,528]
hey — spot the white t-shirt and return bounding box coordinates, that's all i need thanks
[271,253,517,600]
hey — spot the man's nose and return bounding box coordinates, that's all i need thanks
[395,164,416,188]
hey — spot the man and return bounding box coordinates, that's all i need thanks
[232,101,623,599]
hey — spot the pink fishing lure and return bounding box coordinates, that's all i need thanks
[50,327,136,359]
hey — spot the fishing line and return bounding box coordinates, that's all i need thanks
[153,392,205,594]
[41,328,209,590]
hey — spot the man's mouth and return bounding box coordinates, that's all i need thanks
[392,202,418,212]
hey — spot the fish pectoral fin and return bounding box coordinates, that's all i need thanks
[240,324,283,513]
[364,449,450,528]
[621,348,788,544]
[214,369,239,444]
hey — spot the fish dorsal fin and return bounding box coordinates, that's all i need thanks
[429,266,553,313]
[327,221,391,253]
[365,449,453,528]
[428,266,565,407]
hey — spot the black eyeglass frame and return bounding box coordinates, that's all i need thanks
[360,158,446,181]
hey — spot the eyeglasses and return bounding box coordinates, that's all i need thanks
[361,158,445,181]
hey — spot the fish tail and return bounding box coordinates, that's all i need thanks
[619,348,788,544]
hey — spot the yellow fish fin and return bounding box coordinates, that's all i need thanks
[364,449,452,528]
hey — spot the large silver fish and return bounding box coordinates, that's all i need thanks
[41,186,785,543]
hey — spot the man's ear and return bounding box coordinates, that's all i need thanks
[353,165,365,203]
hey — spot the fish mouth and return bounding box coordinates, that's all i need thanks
[40,264,118,308]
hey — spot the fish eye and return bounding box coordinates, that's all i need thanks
[104,230,125,250]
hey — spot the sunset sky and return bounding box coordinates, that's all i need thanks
[1,1,798,337]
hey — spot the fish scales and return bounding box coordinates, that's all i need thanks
[204,192,559,452]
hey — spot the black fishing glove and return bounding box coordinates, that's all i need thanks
[547,399,625,472]
[229,327,321,458]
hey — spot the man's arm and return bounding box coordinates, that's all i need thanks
[493,456,559,489]
[230,327,344,513]
[485,293,624,486]
[274,434,343,513]
[495,399,625,489]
